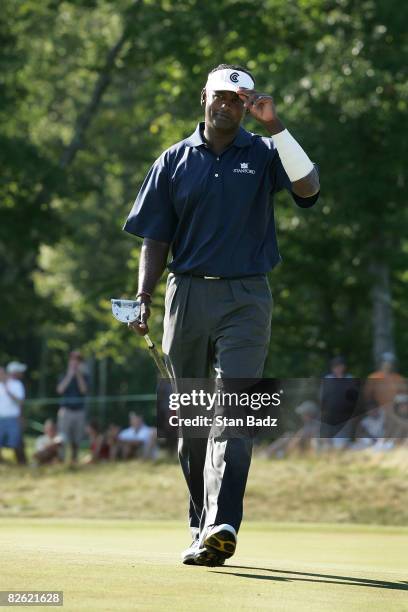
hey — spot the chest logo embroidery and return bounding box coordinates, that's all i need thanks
[233,162,256,175]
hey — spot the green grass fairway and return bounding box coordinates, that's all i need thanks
[1,520,407,612]
[1,451,408,525]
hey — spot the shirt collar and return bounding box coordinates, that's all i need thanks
[185,122,252,148]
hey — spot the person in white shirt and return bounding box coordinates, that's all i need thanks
[118,412,157,459]
[34,419,64,465]
[0,361,27,463]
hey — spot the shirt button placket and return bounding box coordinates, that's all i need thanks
[215,156,220,178]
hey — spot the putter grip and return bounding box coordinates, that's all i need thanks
[150,347,169,379]
[144,335,169,378]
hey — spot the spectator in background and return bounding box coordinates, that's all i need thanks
[392,394,408,422]
[352,404,398,452]
[0,362,27,464]
[325,355,351,380]
[351,393,408,451]
[56,350,88,465]
[84,421,112,463]
[382,394,408,442]
[0,367,5,462]
[265,400,320,458]
[34,419,63,465]
[364,352,407,412]
[118,412,157,460]
[354,406,387,447]
[106,423,121,460]
[320,356,358,449]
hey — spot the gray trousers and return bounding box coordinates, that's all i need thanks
[162,273,272,537]
[57,407,85,446]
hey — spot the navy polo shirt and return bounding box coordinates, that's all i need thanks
[124,122,319,276]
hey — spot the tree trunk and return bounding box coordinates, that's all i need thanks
[37,336,48,398]
[58,30,129,170]
[370,260,395,366]
[33,4,139,208]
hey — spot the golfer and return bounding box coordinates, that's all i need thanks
[124,64,320,566]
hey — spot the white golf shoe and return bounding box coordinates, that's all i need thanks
[194,524,237,566]
[181,538,200,565]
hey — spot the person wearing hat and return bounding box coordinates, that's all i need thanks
[0,362,27,464]
[124,64,320,565]
[327,355,348,378]
[56,350,88,464]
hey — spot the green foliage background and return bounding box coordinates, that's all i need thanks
[1,0,407,401]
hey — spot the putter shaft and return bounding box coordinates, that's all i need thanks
[144,334,171,379]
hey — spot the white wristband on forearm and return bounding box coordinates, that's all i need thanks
[272,129,314,182]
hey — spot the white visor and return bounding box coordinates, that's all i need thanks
[206,69,255,93]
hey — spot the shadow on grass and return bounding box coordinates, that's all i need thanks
[210,566,408,592]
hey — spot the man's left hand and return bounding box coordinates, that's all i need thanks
[237,88,280,125]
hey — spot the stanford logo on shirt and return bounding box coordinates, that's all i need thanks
[233,162,255,175]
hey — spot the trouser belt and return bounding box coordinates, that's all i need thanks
[172,273,265,280]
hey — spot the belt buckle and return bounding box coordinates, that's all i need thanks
[203,275,221,280]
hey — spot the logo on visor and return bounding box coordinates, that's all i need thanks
[230,72,239,83]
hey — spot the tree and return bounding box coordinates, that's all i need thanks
[1,0,406,403]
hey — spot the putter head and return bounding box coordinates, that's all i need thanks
[111,299,140,324]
